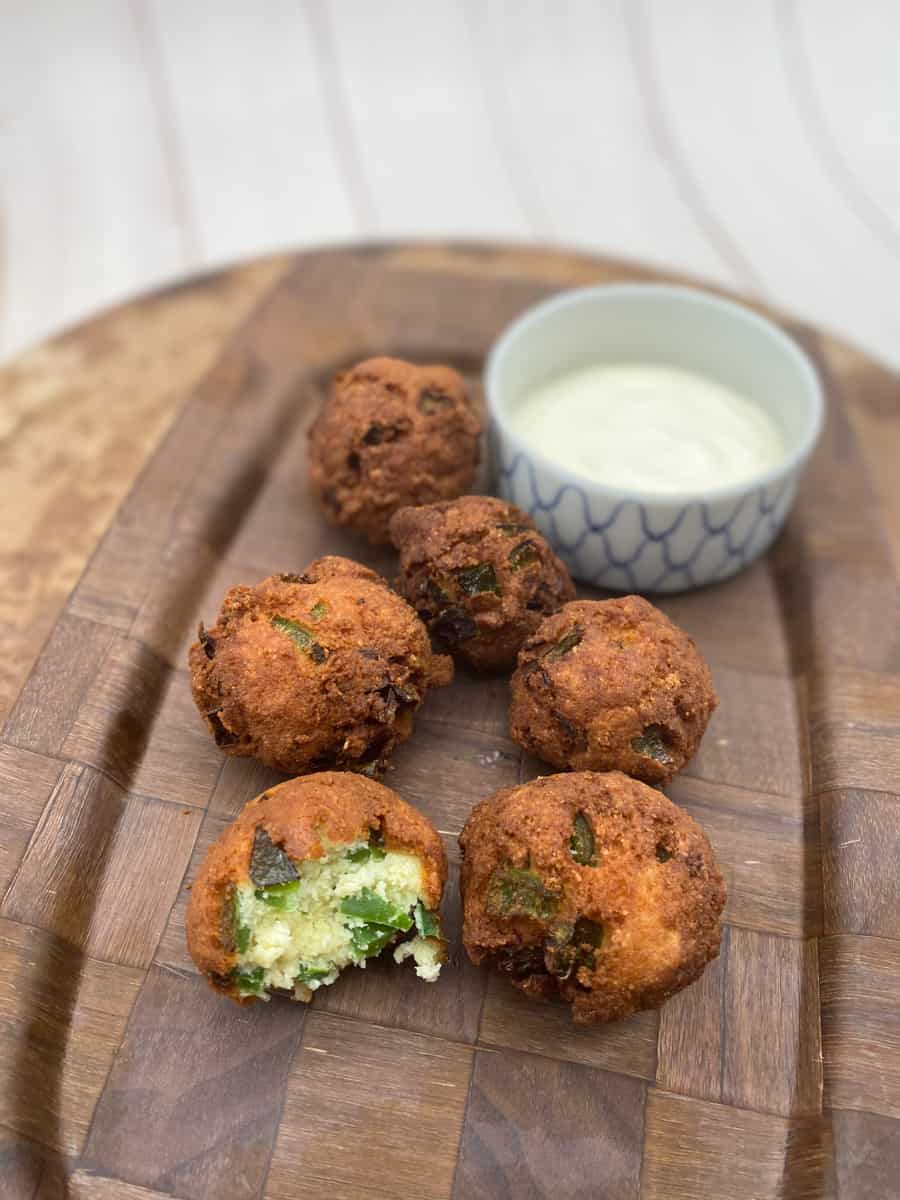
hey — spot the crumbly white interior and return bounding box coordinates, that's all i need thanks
[393,936,442,982]
[236,838,441,996]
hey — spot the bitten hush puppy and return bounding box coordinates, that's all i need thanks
[189,556,452,776]
[187,774,446,1003]
[388,496,575,672]
[509,596,717,785]
[307,356,482,544]
[459,771,726,1025]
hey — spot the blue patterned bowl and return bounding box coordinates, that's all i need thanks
[485,284,823,593]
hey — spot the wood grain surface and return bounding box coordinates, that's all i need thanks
[0,256,290,727]
[4,2,900,381]
[0,243,898,1199]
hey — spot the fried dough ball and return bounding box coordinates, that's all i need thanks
[509,596,717,785]
[188,556,452,776]
[187,773,447,1003]
[307,356,482,544]
[388,496,575,672]
[459,771,726,1025]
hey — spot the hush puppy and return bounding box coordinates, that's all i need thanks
[509,596,716,785]
[189,556,452,776]
[459,770,726,1025]
[307,356,482,544]
[388,495,575,672]
[187,773,447,1003]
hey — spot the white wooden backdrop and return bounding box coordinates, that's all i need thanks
[2,0,899,367]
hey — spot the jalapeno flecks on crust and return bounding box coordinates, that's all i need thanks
[187,773,447,1004]
[188,556,452,777]
[389,495,575,673]
[509,596,717,785]
[307,356,482,545]
[458,770,726,1026]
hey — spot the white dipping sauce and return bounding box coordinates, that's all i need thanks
[512,364,785,493]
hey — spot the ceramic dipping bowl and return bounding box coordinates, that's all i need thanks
[485,283,824,592]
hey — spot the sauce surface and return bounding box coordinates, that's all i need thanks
[512,364,785,493]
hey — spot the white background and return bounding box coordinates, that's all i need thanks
[2,0,899,367]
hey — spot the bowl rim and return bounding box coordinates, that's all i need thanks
[484,281,825,507]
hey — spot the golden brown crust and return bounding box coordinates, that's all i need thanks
[307,356,482,544]
[388,496,575,672]
[188,556,452,775]
[458,770,726,1025]
[509,596,717,785]
[298,555,384,586]
[186,772,448,1001]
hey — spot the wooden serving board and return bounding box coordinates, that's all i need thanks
[1,244,899,1200]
